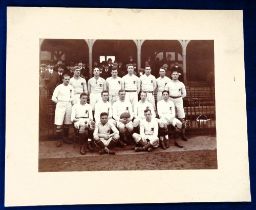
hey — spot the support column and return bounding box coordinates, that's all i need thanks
[133,39,144,71]
[85,39,95,76]
[178,40,190,84]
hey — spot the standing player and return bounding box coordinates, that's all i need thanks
[52,74,74,147]
[71,93,93,155]
[112,89,134,145]
[156,67,171,102]
[93,112,120,155]
[140,65,157,108]
[165,70,188,141]
[94,90,114,124]
[133,91,155,128]
[132,108,159,152]
[88,67,106,110]
[157,90,184,149]
[106,67,122,105]
[69,66,88,104]
[121,64,140,112]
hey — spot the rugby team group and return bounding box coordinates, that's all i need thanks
[49,63,188,155]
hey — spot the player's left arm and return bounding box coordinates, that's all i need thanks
[137,77,141,94]
[110,123,119,135]
[153,119,159,138]
[70,86,75,105]
[181,83,187,98]
[153,77,157,92]
[103,79,107,91]
[89,105,93,121]
[83,79,88,93]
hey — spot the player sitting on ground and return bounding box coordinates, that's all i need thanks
[132,108,159,152]
[112,89,134,146]
[157,90,184,149]
[71,93,93,155]
[51,74,74,147]
[93,112,120,155]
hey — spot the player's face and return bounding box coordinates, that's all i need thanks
[111,70,118,77]
[171,72,179,80]
[145,67,151,75]
[140,92,147,101]
[74,69,81,76]
[102,93,109,102]
[127,66,134,74]
[80,95,87,104]
[119,91,126,100]
[63,76,70,85]
[162,92,169,100]
[144,111,152,120]
[159,70,166,77]
[94,68,100,76]
[100,115,108,124]
[58,67,64,74]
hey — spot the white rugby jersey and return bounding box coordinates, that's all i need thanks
[140,118,158,137]
[157,99,176,119]
[165,80,186,98]
[52,84,74,103]
[122,74,140,91]
[134,100,156,119]
[106,76,122,95]
[69,77,87,95]
[140,74,156,92]
[156,76,171,92]
[112,100,133,120]
[93,121,119,139]
[88,77,106,94]
[71,103,93,122]
[94,100,113,122]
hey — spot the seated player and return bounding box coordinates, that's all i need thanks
[132,108,159,152]
[112,89,134,145]
[93,112,120,155]
[133,91,156,128]
[71,93,93,155]
[157,90,184,149]
[51,74,74,147]
[94,90,114,124]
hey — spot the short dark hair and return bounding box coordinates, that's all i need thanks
[100,112,108,118]
[62,74,70,79]
[144,108,151,114]
[145,64,151,69]
[126,63,134,69]
[80,92,88,98]
[162,90,169,95]
[101,90,109,96]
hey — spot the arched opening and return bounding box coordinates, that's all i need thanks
[141,40,182,77]
[186,40,214,84]
[92,39,137,68]
[40,39,89,65]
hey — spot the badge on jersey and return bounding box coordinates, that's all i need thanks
[107,108,109,113]
[151,128,154,131]
[99,83,103,87]
[169,107,172,111]
[133,80,136,84]
[70,89,72,98]
[85,110,88,117]
[151,80,153,83]
[179,88,181,92]
[118,81,120,84]
[165,83,167,86]
[126,107,128,110]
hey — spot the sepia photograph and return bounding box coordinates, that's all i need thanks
[5,8,250,206]
[39,39,216,171]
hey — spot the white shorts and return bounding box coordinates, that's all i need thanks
[54,101,72,126]
[125,91,138,111]
[74,118,90,133]
[157,91,163,102]
[109,94,119,105]
[133,133,159,148]
[170,97,185,119]
[90,93,102,110]
[146,92,155,109]
[158,117,182,128]
[73,94,81,104]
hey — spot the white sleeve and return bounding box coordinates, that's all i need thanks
[110,123,119,134]
[150,103,156,118]
[83,79,88,93]
[170,101,176,118]
[140,121,145,139]
[70,86,75,103]
[51,86,59,103]
[128,102,134,119]
[108,103,113,119]
[94,103,99,122]
[157,101,163,118]
[181,83,186,98]
[93,123,99,139]
[153,119,159,137]
[89,105,93,121]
